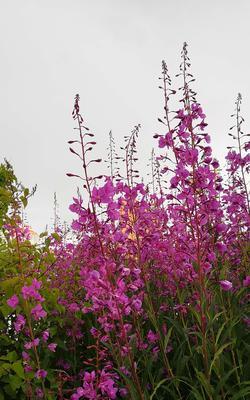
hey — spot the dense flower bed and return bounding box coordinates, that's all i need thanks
[0,44,249,400]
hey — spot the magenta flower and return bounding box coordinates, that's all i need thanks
[35,369,47,379]
[24,338,40,349]
[243,317,250,327]
[76,387,84,396]
[132,298,142,311]
[24,365,33,373]
[147,330,158,343]
[22,351,30,361]
[35,388,44,398]
[14,314,26,333]
[70,387,85,400]
[7,294,19,309]
[99,369,118,399]
[68,302,80,313]
[219,280,233,291]
[48,343,57,352]
[21,279,44,302]
[42,330,49,341]
[216,242,227,254]
[31,304,47,320]
[119,388,128,397]
[243,276,250,287]
[71,395,80,400]
[207,252,216,262]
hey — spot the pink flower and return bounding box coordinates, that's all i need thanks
[70,387,85,400]
[219,280,233,291]
[147,330,158,343]
[32,278,42,290]
[81,370,97,399]
[216,242,227,254]
[7,294,19,309]
[14,314,26,333]
[42,330,49,341]
[243,276,250,287]
[48,343,57,352]
[99,370,118,399]
[71,395,80,400]
[21,279,44,302]
[35,369,47,379]
[33,338,40,346]
[76,387,84,396]
[68,302,80,313]
[119,388,128,397]
[243,317,250,327]
[22,351,30,361]
[31,304,47,320]
[207,252,216,262]
[35,388,44,398]
[24,365,33,373]
[215,223,227,234]
[158,133,173,148]
[132,298,142,311]
[24,338,40,349]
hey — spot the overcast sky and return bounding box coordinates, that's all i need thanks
[1,0,250,233]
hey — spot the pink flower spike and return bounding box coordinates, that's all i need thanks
[7,294,19,309]
[219,280,233,291]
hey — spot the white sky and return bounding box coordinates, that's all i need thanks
[1,0,250,233]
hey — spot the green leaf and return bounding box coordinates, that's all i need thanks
[231,386,250,400]
[0,388,4,400]
[215,321,227,346]
[163,326,173,352]
[114,368,142,400]
[0,363,11,377]
[0,277,19,291]
[39,231,48,238]
[8,374,22,391]
[190,388,205,400]
[215,367,240,396]
[51,233,61,242]
[150,379,168,400]
[0,305,11,317]
[209,342,233,375]
[0,351,18,362]
[11,361,24,379]
[20,196,28,208]
[195,369,214,398]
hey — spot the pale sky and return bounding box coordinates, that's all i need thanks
[1,0,250,233]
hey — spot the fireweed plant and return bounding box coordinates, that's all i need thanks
[0,43,249,400]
